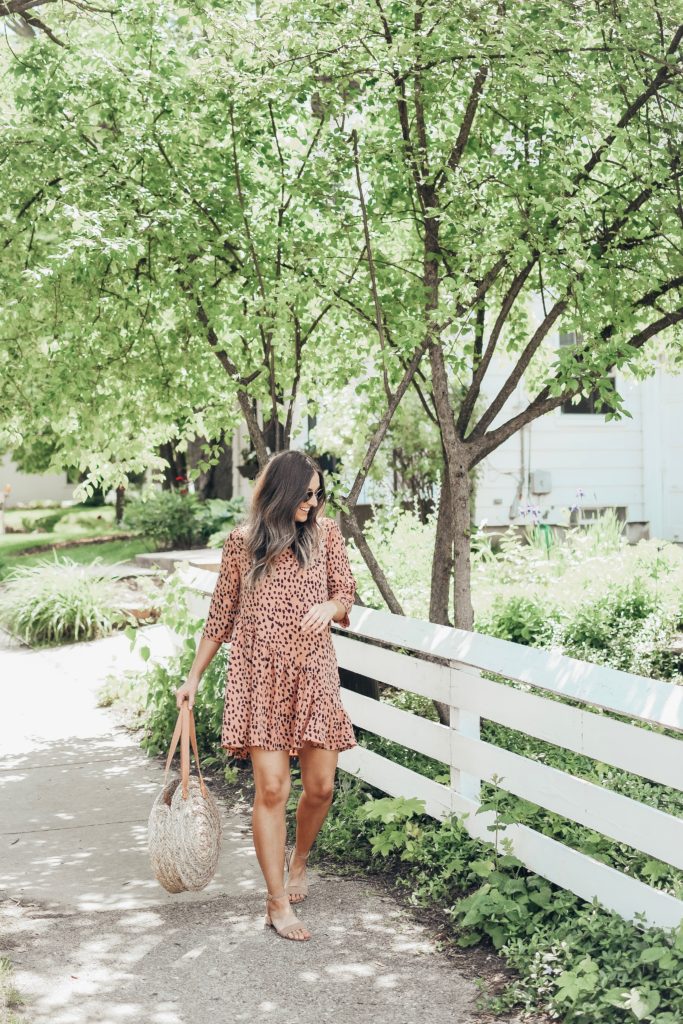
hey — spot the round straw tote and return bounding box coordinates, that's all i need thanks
[148,701,222,893]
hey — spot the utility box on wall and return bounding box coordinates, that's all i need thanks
[529,470,552,494]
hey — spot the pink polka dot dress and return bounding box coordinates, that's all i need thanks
[201,516,358,759]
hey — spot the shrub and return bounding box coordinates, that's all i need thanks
[127,572,233,760]
[21,511,63,533]
[123,491,244,550]
[0,554,130,645]
[476,594,557,647]
[139,635,230,760]
[559,578,681,678]
[194,497,246,548]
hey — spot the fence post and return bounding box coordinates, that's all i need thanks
[449,662,481,805]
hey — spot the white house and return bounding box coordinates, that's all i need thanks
[472,299,683,542]
[0,453,76,508]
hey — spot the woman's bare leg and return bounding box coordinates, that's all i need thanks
[288,744,338,903]
[250,747,310,939]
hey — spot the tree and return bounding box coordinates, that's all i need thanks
[0,0,368,492]
[273,0,683,629]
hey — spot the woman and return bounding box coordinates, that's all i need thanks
[175,450,357,942]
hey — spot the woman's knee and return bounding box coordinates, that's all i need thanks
[255,775,290,807]
[304,779,334,804]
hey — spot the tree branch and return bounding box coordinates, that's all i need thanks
[469,297,567,439]
[433,63,489,191]
[471,302,683,467]
[351,128,392,404]
[456,254,538,434]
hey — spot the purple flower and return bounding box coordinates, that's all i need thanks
[570,487,585,513]
[520,503,542,524]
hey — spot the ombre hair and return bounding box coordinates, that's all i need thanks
[242,450,326,590]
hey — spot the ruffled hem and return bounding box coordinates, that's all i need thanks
[221,706,357,762]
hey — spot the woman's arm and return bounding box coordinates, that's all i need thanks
[201,529,242,644]
[176,530,241,708]
[325,519,356,628]
[300,520,357,635]
[176,635,222,709]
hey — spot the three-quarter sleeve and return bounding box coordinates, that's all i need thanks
[326,519,356,629]
[202,529,242,643]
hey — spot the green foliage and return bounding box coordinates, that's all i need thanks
[477,594,557,647]
[194,497,247,548]
[138,636,230,761]
[0,553,130,644]
[123,573,232,761]
[345,504,439,617]
[21,510,63,533]
[476,566,682,681]
[559,578,681,678]
[123,492,244,550]
[315,776,683,1023]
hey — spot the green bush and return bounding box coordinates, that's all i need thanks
[123,491,244,550]
[21,511,63,533]
[194,497,247,548]
[476,594,557,647]
[0,554,130,645]
[474,579,681,679]
[313,777,683,1023]
[559,578,681,678]
[139,634,230,760]
[345,504,437,617]
[125,572,233,760]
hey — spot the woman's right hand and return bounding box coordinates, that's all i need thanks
[175,678,199,711]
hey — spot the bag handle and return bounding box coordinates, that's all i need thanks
[163,701,209,800]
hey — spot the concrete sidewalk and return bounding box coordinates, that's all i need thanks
[0,626,525,1024]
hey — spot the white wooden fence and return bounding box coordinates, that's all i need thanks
[183,568,683,930]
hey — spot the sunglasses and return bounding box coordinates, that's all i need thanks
[301,488,324,503]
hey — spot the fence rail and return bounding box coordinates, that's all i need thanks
[183,568,683,930]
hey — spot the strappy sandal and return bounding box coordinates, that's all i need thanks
[264,891,311,941]
[285,844,310,904]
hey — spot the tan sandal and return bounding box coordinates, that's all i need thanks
[285,845,310,904]
[264,891,311,941]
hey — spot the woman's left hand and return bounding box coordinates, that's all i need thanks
[300,600,337,635]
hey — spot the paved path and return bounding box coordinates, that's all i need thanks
[0,626,524,1024]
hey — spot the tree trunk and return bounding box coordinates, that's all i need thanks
[449,458,474,630]
[429,460,453,626]
[158,442,187,490]
[429,466,455,726]
[187,434,233,499]
[115,484,125,525]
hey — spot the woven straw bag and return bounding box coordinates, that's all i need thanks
[148,701,222,893]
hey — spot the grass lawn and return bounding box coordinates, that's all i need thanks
[3,503,117,534]
[0,504,151,577]
[0,538,153,576]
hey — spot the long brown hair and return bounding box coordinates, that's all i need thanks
[242,450,326,590]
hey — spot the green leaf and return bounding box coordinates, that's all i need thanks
[638,946,669,964]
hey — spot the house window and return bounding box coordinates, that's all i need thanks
[559,331,615,415]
